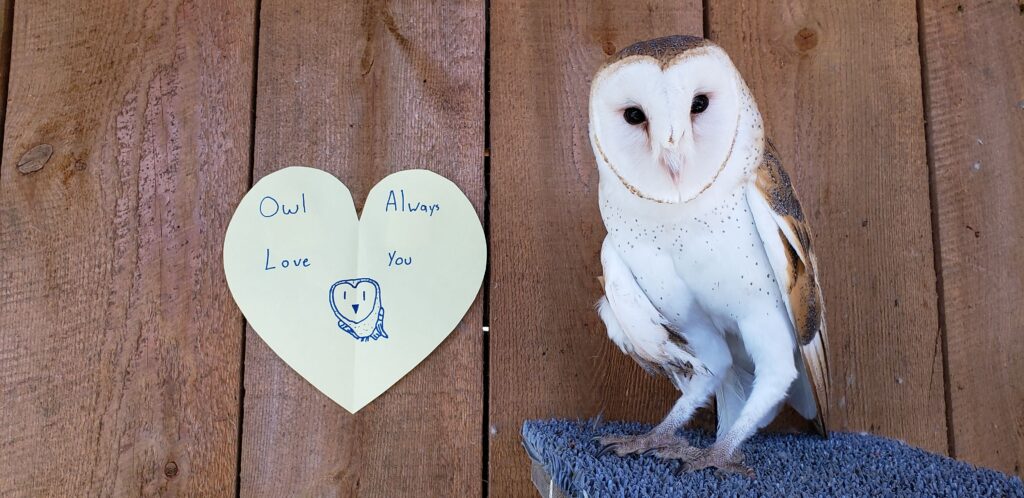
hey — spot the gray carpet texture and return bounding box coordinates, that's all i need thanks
[522,419,1024,497]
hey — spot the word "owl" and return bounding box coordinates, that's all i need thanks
[385,189,440,216]
[260,194,307,218]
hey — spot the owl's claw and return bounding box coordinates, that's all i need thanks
[595,431,691,459]
[675,446,755,478]
[645,441,701,461]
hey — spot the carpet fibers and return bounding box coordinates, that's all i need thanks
[522,419,1024,497]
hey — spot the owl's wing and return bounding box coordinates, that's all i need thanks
[372,307,388,340]
[598,237,703,381]
[745,141,830,436]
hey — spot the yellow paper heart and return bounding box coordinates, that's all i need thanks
[224,167,486,413]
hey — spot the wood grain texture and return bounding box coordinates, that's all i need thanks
[0,0,12,136]
[489,2,702,496]
[920,0,1024,475]
[0,1,255,495]
[708,0,947,453]
[238,1,484,496]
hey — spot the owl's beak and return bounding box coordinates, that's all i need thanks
[661,149,682,184]
[659,123,685,184]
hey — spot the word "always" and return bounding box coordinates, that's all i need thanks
[385,189,440,216]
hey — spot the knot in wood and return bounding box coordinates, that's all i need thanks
[794,28,819,52]
[602,40,616,56]
[16,143,54,174]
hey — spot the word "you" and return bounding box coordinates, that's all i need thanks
[387,251,412,267]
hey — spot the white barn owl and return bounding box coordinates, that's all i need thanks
[329,278,389,342]
[590,35,830,476]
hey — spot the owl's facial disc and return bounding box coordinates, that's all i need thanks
[331,280,378,323]
[589,45,742,203]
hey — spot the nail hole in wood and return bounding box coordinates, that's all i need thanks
[164,461,178,478]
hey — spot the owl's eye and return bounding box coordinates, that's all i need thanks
[623,107,647,125]
[691,94,709,114]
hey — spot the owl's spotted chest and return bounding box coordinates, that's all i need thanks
[602,186,783,331]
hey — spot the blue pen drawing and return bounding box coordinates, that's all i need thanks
[329,278,389,342]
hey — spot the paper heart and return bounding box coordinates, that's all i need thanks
[224,167,486,412]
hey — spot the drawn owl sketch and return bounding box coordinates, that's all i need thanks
[590,35,830,476]
[329,278,389,342]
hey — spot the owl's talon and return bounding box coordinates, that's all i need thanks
[675,447,754,478]
[646,441,700,461]
[594,431,690,458]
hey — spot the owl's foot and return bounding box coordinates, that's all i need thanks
[595,431,690,458]
[676,446,755,478]
[642,440,701,461]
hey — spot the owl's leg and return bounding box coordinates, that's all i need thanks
[679,316,798,478]
[598,326,731,460]
[644,326,733,461]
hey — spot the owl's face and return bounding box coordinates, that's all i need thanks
[589,40,744,203]
[331,279,379,323]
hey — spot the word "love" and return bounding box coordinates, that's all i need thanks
[385,189,440,216]
[260,194,307,218]
[264,248,311,271]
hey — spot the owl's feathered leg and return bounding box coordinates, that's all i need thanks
[642,326,733,462]
[595,370,709,458]
[596,367,725,459]
[679,317,798,478]
[598,325,732,461]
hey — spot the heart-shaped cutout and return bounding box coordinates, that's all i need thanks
[224,167,486,412]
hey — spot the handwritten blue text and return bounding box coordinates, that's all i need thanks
[387,250,412,267]
[385,189,439,216]
[264,248,311,271]
[260,194,307,218]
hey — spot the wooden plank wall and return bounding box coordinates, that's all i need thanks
[0,0,1020,495]
[919,0,1024,475]
[0,0,255,495]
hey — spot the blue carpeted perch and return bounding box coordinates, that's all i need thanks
[522,419,1024,497]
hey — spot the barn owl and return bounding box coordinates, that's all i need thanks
[329,278,389,342]
[590,35,830,477]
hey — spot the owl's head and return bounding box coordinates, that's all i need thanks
[589,36,750,203]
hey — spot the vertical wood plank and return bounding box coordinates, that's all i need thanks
[0,0,12,133]
[709,0,947,452]
[490,2,702,496]
[239,1,484,496]
[0,1,255,495]
[920,0,1024,475]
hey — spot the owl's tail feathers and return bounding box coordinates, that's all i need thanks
[787,348,821,429]
[716,352,819,439]
[715,365,754,440]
